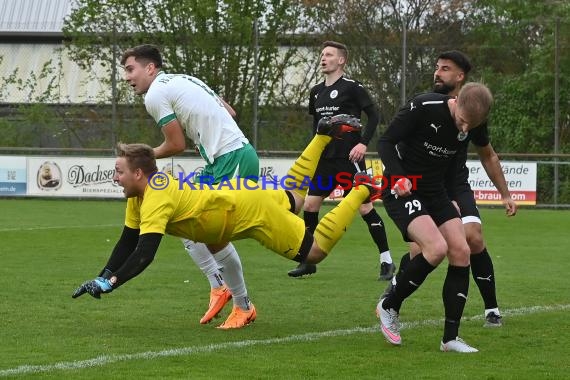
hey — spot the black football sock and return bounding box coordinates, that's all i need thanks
[361,208,389,253]
[384,253,435,312]
[442,265,470,343]
[470,248,498,310]
[303,211,319,234]
[396,252,411,278]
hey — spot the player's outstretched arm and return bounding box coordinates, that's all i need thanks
[72,233,163,300]
[476,144,517,217]
[98,226,140,277]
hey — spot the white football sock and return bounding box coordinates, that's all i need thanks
[213,243,250,310]
[380,250,393,264]
[183,239,224,289]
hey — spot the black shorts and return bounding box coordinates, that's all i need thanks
[382,190,461,242]
[307,158,365,197]
[454,181,481,223]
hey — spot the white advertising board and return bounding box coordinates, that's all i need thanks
[26,156,206,198]
[21,156,537,206]
[466,160,537,205]
[0,156,27,196]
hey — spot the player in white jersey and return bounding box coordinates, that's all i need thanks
[145,73,252,167]
[121,44,259,328]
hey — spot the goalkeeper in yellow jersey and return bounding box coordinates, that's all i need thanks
[72,115,381,329]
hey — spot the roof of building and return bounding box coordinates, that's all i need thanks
[0,0,72,35]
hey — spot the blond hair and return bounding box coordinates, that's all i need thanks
[457,82,493,125]
[115,143,158,176]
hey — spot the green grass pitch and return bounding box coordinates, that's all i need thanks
[0,198,568,379]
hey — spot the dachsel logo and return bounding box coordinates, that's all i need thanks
[37,161,62,190]
[67,164,115,187]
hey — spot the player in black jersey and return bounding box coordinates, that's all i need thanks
[287,41,395,280]
[385,51,517,329]
[376,82,493,353]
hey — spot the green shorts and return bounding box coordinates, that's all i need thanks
[198,143,259,184]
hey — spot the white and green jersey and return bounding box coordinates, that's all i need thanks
[145,72,249,164]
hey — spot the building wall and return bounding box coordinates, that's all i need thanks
[0,43,113,103]
[0,0,319,105]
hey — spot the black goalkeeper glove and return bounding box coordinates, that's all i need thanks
[316,114,362,137]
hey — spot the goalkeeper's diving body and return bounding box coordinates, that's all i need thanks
[72,115,380,328]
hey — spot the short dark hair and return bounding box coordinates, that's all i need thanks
[322,40,348,61]
[120,44,163,68]
[437,50,471,74]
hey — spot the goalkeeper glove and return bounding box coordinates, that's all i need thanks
[72,277,114,299]
[316,114,362,137]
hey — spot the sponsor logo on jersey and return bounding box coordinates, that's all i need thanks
[315,105,340,115]
[423,141,457,157]
[430,123,441,133]
[457,131,469,141]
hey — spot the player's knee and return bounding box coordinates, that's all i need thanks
[422,238,448,264]
[303,195,323,212]
[466,231,485,253]
[447,242,471,266]
[358,202,374,215]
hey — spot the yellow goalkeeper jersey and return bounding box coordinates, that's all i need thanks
[124,175,306,259]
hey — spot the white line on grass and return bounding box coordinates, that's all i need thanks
[0,224,122,232]
[1,303,568,377]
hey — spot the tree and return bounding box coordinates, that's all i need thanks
[467,0,570,154]
[298,0,481,129]
[62,0,307,147]
[467,0,570,202]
